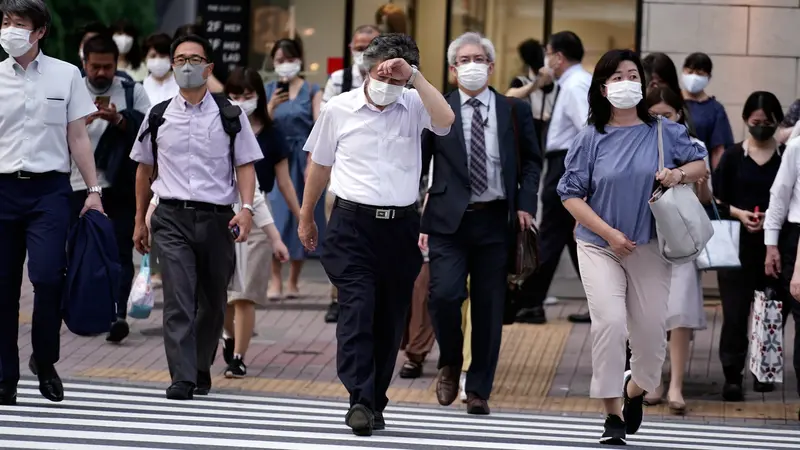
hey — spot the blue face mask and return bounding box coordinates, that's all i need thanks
[173,63,208,89]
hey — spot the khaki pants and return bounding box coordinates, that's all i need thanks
[461,295,472,372]
[577,240,671,398]
[401,263,436,361]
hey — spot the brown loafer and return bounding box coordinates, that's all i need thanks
[466,393,490,415]
[436,366,460,406]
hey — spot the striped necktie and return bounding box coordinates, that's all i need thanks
[467,97,487,196]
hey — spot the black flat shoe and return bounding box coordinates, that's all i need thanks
[324,302,340,323]
[0,383,17,406]
[567,312,592,323]
[166,381,194,400]
[516,307,547,324]
[195,370,212,396]
[29,356,63,403]
[373,411,385,430]
[622,371,644,435]
[345,404,373,436]
[722,382,744,402]
[398,360,422,379]
[106,319,130,343]
[221,336,235,365]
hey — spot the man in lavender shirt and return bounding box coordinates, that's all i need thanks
[129,34,263,401]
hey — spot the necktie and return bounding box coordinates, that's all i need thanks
[467,98,487,196]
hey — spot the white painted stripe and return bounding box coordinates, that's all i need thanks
[0,415,776,450]
[7,401,795,446]
[19,380,798,437]
[0,441,173,450]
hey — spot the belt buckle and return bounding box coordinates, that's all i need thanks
[182,201,195,210]
[15,171,30,180]
[375,208,395,219]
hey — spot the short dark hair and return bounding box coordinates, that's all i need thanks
[742,91,784,124]
[646,86,685,123]
[170,34,214,61]
[82,34,119,62]
[0,0,50,33]
[270,38,303,60]
[548,31,584,63]
[353,24,380,36]
[362,33,419,70]
[683,52,713,75]
[225,67,271,128]
[143,33,172,57]
[588,49,655,133]
[518,38,544,71]
[642,52,680,94]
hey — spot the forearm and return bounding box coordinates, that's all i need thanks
[505,82,537,99]
[277,176,301,219]
[301,161,332,219]
[412,72,455,128]
[563,197,615,241]
[677,160,707,183]
[235,164,256,206]
[263,223,282,244]
[69,128,99,187]
[134,164,154,224]
[710,145,725,170]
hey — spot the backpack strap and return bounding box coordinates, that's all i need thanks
[137,99,171,184]
[342,66,353,93]
[210,93,242,186]
[121,80,135,112]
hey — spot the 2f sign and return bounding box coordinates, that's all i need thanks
[206,20,222,33]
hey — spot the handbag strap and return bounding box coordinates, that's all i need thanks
[657,116,665,171]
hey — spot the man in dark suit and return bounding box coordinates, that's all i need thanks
[420,32,542,415]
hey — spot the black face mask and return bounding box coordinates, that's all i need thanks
[749,124,777,141]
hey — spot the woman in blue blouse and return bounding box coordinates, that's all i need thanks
[557,49,707,445]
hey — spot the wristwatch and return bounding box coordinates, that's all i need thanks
[676,168,687,183]
[407,64,419,87]
[88,185,103,197]
[242,204,255,216]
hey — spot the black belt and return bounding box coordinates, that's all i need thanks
[159,198,232,213]
[466,200,506,212]
[0,171,61,179]
[334,198,416,219]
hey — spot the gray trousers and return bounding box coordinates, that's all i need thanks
[151,203,236,384]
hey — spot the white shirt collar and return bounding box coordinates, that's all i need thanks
[458,86,491,106]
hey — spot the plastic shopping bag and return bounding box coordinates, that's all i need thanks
[127,254,154,319]
[749,288,784,383]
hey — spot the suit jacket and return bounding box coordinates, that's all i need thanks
[420,87,542,235]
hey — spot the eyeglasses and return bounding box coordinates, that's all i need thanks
[456,56,489,65]
[172,55,208,66]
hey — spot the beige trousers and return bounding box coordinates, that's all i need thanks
[577,240,671,398]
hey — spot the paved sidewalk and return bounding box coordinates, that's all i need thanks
[16,259,800,425]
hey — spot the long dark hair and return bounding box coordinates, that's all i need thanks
[642,52,680,95]
[588,49,654,133]
[271,38,305,71]
[225,67,272,129]
[111,19,142,70]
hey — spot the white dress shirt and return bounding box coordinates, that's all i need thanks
[304,86,451,207]
[765,136,800,245]
[545,63,591,153]
[143,73,180,105]
[321,65,365,106]
[458,88,505,202]
[0,52,96,174]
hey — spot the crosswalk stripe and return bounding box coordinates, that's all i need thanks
[0,379,788,450]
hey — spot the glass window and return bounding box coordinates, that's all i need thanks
[551,0,638,72]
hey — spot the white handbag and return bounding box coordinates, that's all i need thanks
[695,193,741,270]
[648,117,714,264]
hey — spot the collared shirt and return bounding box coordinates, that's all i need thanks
[143,73,180,105]
[458,88,505,202]
[71,76,151,191]
[546,64,591,153]
[765,137,800,245]
[130,89,263,205]
[0,52,96,174]
[305,86,451,207]
[321,65,365,106]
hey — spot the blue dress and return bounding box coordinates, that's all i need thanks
[265,80,326,260]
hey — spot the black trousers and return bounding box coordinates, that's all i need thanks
[428,202,508,400]
[151,203,236,384]
[70,187,136,320]
[776,224,800,392]
[521,150,579,308]
[0,173,72,385]
[321,204,421,412]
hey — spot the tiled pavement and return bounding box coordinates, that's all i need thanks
[16,259,800,425]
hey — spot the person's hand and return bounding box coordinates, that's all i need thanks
[229,210,253,243]
[733,208,762,233]
[272,240,290,263]
[298,216,319,251]
[696,169,710,187]
[133,222,150,255]
[376,58,413,81]
[606,228,636,257]
[655,168,683,188]
[791,271,800,301]
[90,103,120,124]
[418,233,429,252]
[765,245,781,278]
[80,192,104,216]
[268,89,289,117]
[517,211,534,231]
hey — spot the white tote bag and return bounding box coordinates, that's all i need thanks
[648,117,714,264]
[696,199,741,270]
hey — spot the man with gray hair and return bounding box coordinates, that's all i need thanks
[298,33,454,436]
[420,31,541,415]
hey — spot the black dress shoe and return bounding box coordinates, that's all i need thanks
[28,356,64,402]
[0,383,17,406]
[722,382,744,401]
[166,381,194,400]
[567,312,592,323]
[106,319,130,343]
[516,307,547,324]
[324,301,339,323]
[373,411,385,430]
[345,404,374,436]
[195,370,212,396]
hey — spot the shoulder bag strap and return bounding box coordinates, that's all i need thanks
[657,116,665,171]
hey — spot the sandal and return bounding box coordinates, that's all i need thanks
[398,360,422,379]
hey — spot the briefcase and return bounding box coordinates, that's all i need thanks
[508,223,540,287]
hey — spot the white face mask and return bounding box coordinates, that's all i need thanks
[1,27,34,58]
[605,80,643,110]
[275,61,301,79]
[456,62,489,91]
[367,76,404,106]
[681,73,709,94]
[352,51,365,69]
[231,97,259,117]
[146,57,172,78]
[113,34,134,55]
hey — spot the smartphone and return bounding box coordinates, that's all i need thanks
[230,225,240,239]
[276,81,289,92]
[96,95,110,108]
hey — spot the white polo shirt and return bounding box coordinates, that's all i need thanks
[0,52,96,174]
[304,86,450,207]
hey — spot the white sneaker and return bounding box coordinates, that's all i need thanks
[459,372,467,403]
[544,296,559,305]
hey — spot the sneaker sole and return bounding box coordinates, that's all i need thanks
[224,372,246,379]
[599,436,626,445]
